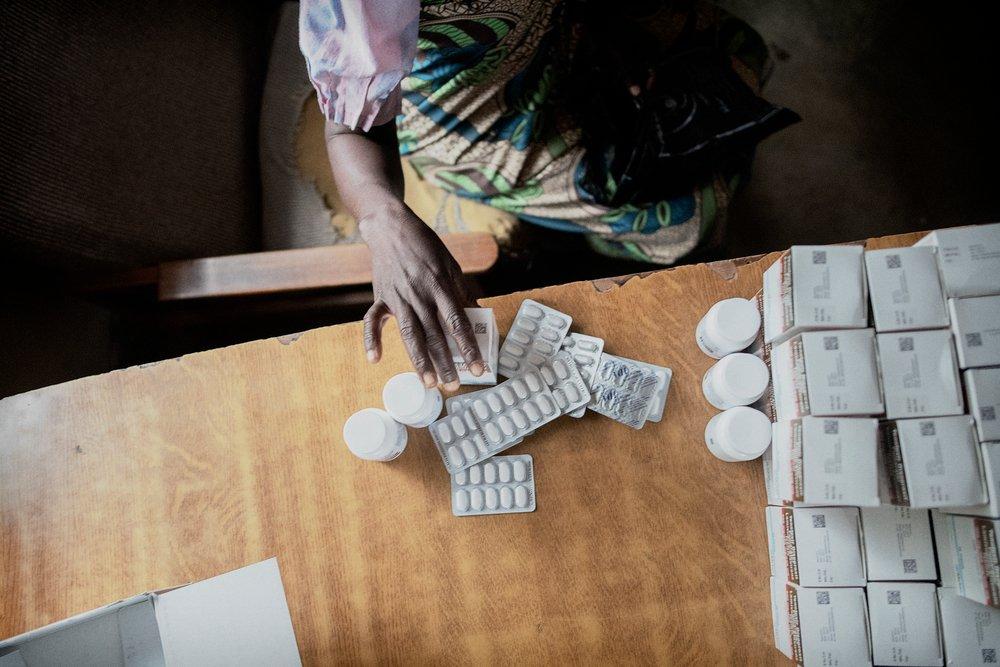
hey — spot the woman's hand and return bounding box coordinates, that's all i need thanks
[359,200,485,391]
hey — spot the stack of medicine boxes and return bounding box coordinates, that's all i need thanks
[760,222,1000,666]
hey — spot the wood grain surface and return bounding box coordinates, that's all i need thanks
[0,232,924,664]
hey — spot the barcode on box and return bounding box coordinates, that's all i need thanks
[984,649,996,664]
[824,420,839,435]
[812,251,827,264]
[885,254,902,269]
[984,407,997,422]
[899,337,914,352]
[967,332,984,347]
[823,337,839,351]
[887,590,901,605]
[816,591,830,605]
[903,558,917,574]
[812,514,826,528]
[920,421,936,436]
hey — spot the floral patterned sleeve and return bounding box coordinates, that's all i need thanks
[299,0,419,131]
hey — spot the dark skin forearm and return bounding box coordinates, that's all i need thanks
[324,118,485,390]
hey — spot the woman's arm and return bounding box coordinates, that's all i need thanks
[325,119,485,390]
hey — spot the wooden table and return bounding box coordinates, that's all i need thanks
[0,231,923,664]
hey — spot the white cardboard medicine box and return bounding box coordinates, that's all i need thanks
[763,244,869,345]
[769,578,871,667]
[966,367,1000,443]
[933,511,1000,608]
[864,246,950,332]
[879,416,987,508]
[447,307,499,385]
[944,440,1000,519]
[867,582,944,667]
[765,505,866,587]
[771,328,884,421]
[937,587,1000,666]
[771,417,880,507]
[860,506,937,581]
[949,295,1000,369]
[876,329,964,419]
[0,559,300,667]
[917,222,1000,298]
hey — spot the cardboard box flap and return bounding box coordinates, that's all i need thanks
[153,558,300,667]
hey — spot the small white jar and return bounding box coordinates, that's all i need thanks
[696,298,761,358]
[382,372,442,427]
[702,352,770,410]
[343,408,408,461]
[705,406,772,462]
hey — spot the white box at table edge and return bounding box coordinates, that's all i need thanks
[769,577,872,666]
[937,587,1000,667]
[876,329,964,419]
[765,505,867,587]
[916,222,1000,298]
[949,296,1000,369]
[763,245,868,345]
[0,558,300,666]
[864,246,950,332]
[866,582,944,667]
[860,506,937,581]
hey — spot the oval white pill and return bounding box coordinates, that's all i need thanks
[562,337,575,348]
[500,486,514,508]
[499,387,516,405]
[524,402,541,422]
[511,409,528,430]
[485,487,499,509]
[485,422,502,443]
[517,318,538,332]
[499,357,518,371]
[539,330,559,343]
[512,459,527,481]
[455,490,470,512]
[437,422,453,444]
[452,416,467,437]
[525,373,541,392]
[511,330,531,344]
[455,470,467,485]
[469,465,482,484]
[579,340,598,352]
[474,434,489,455]
[566,384,581,403]
[553,389,568,409]
[487,393,503,413]
[498,461,512,483]
[473,400,490,420]
[524,304,543,319]
[514,485,529,507]
[527,352,547,367]
[447,446,464,467]
[535,340,555,354]
[470,488,484,511]
[483,462,497,483]
[540,365,556,385]
[553,359,569,379]
[544,314,565,327]
[505,342,525,357]
[536,395,555,415]
[512,379,528,398]
[461,440,477,461]
[499,416,515,436]
[574,354,593,367]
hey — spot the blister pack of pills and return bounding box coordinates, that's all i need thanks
[445,387,489,416]
[429,369,560,473]
[588,354,672,429]
[498,300,572,378]
[537,350,591,417]
[560,333,604,416]
[451,454,535,516]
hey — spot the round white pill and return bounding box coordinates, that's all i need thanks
[500,486,514,508]
[485,487,499,510]
[483,462,497,483]
[469,465,482,485]
[461,440,477,461]
[487,393,503,413]
[540,365,556,385]
[474,400,490,420]
[524,304,543,319]
[525,373,542,392]
[500,387,516,405]
[485,422,502,443]
[511,409,528,430]
[436,422,453,444]
[499,416,515,436]
[536,395,555,415]
[447,446,464,468]
[470,488,484,511]
[512,379,528,398]
[514,485,529,507]
[498,461,512,483]
[512,459,527,481]
[455,470,467,485]
[451,416,467,437]
[455,490,470,512]
[524,402,541,422]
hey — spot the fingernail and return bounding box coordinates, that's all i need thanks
[422,372,437,387]
[366,350,377,362]
[444,380,460,392]
[470,360,485,376]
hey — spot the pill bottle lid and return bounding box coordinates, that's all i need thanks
[716,353,769,400]
[718,406,772,458]
[343,408,395,457]
[383,372,429,420]
[710,298,761,345]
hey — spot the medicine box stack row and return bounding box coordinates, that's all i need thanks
[749,222,1000,666]
[344,299,672,518]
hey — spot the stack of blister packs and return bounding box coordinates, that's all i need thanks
[432,298,673,516]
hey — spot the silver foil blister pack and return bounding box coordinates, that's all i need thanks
[498,300,572,378]
[451,454,535,516]
[588,353,672,428]
[560,333,605,416]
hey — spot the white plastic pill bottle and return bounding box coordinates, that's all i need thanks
[382,372,442,427]
[704,406,772,462]
[702,352,770,410]
[696,297,761,358]
[343,408,408,461]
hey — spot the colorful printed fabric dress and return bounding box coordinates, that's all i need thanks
[301,1,773,264]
